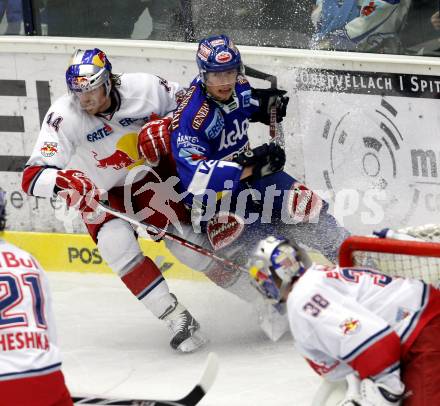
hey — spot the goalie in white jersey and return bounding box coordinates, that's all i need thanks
[22,48,205,353]
[249,236,440,405]
[0,188,73,406]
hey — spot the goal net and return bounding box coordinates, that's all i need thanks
[339,224,440,285]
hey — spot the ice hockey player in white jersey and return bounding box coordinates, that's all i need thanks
[249,236,440,405]
[0,188,73,406]
[22,48,205,353]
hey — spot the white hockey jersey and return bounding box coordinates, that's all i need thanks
[0,240,62,381]
[24,73,182,196]
[287,264,440,381]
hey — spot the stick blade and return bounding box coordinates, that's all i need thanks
[176,352,219,406]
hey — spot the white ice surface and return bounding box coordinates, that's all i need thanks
[49,272,327,406]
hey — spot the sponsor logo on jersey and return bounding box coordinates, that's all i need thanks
[176,134,200,147]
[171,86,196,131]
[215,51,232,64]
[92,132,144,170]
[241,89,252,107]
[118,116,149,127]
[40,142,58,157]
[218,118,249,151]
[0,251,40,269]
[192,101,210,130]
[207,212,244,251]
[86,123,114,142]
[205,109,224,139]
[339,318,361,335]
[178,145,206,165]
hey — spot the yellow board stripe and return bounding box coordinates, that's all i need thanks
[0,231,207,281]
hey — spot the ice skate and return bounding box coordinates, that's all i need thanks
[160,294,207,353]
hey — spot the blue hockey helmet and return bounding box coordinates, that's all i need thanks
[249,236,306,303]
[0,187,6,231]
[66,48,112,95]
[196,35,243,78]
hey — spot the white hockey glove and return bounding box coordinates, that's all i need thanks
[337,374,404,406]
[359,377,404,406]
[336,374,362,406]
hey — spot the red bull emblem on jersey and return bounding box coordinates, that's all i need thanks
[40,142,58,157]
[340,318,361,335]
[92,132,144,170]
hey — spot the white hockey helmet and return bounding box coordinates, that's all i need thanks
[66,48,112,95]
[249,236,306,303]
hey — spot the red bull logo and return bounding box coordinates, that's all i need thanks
[92,132,144,170]
[92,51,106,68]
[40,142,58,157]
[92,149,134,170]
[340,318,361,335]
[72,76,90,90]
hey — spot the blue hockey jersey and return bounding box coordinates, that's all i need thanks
[170,75,259,206]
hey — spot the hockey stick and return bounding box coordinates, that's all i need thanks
[97,201,247,274]
[72,352,219,405]
[244,65,285,148]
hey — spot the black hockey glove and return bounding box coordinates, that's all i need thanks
[250,88,289,125]
[233,143,286,180]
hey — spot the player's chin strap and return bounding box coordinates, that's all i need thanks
[97,201,247,275]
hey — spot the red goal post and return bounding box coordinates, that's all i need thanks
[339,235,440,284]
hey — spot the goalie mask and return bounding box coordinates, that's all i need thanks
[66,48,112,95]
[0,187,6,232]
[196,34,244,86]
[249,236,305,303]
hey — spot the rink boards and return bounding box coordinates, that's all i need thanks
[1,230,207,280]
[1,37,440,238]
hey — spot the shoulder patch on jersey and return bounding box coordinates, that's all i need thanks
[171,85,197,131]
[339,318,361,335]
[192,101,210,130]
[40,142,58,157]
[237,75,249,85]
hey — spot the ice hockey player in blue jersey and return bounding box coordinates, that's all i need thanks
[170,34,348,256]
[139,34,350,340]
